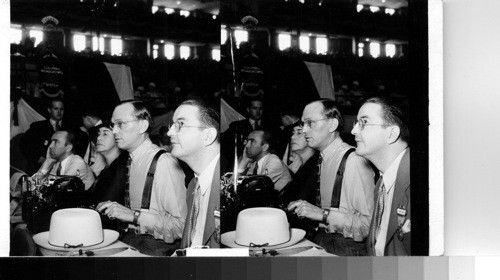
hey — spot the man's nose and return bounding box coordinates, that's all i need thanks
[351,123,360,135]
[112,125,119,135]
[167,126,176,137]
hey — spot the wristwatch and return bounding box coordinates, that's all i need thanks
[322,209,330,224]
[133,210,141,226]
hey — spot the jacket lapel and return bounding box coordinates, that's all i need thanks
[385,149,410,248]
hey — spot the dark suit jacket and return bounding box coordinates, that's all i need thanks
[89,151,128,230]
[367,149,411,256]
[181,159,221,248]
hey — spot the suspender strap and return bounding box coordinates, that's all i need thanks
[330,148,355,208]
[141,149,167,209]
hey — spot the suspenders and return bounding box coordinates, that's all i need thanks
[330,148,355,208]
[140,149,167,210]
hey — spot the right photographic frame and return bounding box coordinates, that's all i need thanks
[219,0,435,256]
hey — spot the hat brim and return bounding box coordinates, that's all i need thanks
[221,228,306,250]
[33,229,119,252]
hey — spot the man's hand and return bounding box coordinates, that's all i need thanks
[237,147,254,173]
[97,201,134,223]
[287,200,323,221]
[287,152,303,173]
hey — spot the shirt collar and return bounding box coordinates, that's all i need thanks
[129,138,153,161]
[320,136,343,159]
[59,154,72,172]
[256,153,269,171]
[50,119,60,127]
[381,148,408,193]
[197,153,220,195]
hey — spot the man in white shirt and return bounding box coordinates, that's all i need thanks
[238,130,291,191]
[351,97,410,256]
[34,130,95,189]
[97,100,187,256]
[287,99,375,256]
[167,99,221,249]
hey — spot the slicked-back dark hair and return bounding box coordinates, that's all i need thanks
[180,99,220,142]
[364,97,410,144]
[309,99,344,132]
[118,99,153,133]
[48,97,64,108]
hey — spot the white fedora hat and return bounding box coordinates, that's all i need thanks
[33,208,119,251]
[221,207,305,250]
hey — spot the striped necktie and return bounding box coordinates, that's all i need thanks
[371,176,385,255]
[182,178,200,248]
[252,162,259,175]
[56,163,62,176]
[315,155,323,207]
[124,155,132,208]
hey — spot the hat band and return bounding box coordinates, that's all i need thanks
[48,239,103,249]
[235,235,292,248]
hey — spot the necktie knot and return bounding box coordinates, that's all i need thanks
[252,162,259,175]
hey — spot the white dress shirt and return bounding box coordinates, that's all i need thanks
[129,138,187,243]
[191,153,220,246]
[374,149,408,256]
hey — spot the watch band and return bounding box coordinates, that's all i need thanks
[322,209,330,224]
[133,210,141,226]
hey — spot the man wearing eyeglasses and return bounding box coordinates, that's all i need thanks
[351,97,410,256]
[288,99,375,256]
[167,99,221,249]
[97,100,187,256]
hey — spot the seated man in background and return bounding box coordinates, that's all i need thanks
[238,130,291,192]
[22,98,70,175]
[34,130,95,190]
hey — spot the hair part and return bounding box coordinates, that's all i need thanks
[365,97,410,143]
[181,99,220,142]
[310,99,344,132]
[118,99,153,133]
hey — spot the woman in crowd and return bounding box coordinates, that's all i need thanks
[89,122,129,229]
[279,124,320,236]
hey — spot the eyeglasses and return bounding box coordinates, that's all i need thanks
[353,120,391,130]
[109,120,139,130]
[168,121,207,132]
[300,118,328,128]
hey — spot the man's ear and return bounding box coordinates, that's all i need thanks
[262,142,269,152]
[204,127,217,146]
[387,126,401,144]
[65,143,73,154]
[138,119,149,134]
[328,118,339,133]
